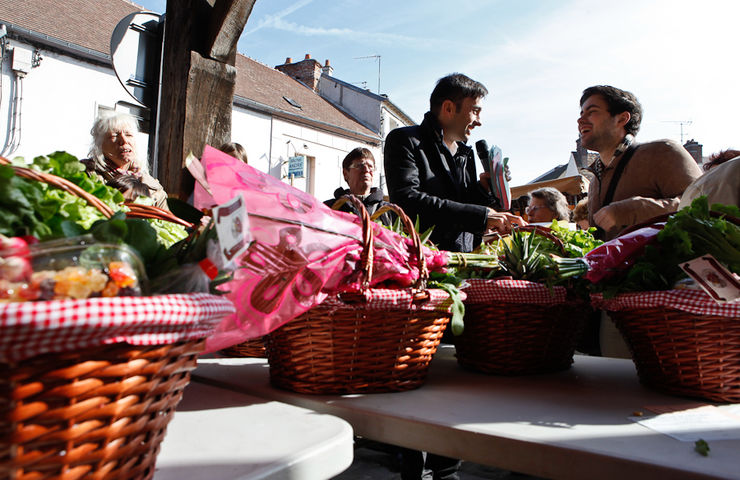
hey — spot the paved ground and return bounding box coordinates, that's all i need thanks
[332,439,545,480]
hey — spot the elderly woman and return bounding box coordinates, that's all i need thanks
[82,112,168,209]
[526,187,571,223]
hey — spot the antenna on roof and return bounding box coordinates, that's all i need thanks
[353,54,381,94]
[661,120,693,144]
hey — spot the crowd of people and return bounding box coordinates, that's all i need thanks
[87,77,736,250]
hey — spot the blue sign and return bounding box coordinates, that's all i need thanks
[288,155,305,177]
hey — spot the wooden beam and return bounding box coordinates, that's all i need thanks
[156,0,252,199]
[207,0,256,63]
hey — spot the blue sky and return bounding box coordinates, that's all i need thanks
[135,0,739,186]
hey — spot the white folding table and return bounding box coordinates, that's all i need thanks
[191,345,740,480]
[154,381,353,479]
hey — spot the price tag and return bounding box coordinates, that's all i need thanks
[213,194,250,265]
[681,254,740,303]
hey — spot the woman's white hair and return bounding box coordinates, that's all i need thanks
[88,111,148,171]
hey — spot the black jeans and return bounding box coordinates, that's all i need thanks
[398,447,461,480]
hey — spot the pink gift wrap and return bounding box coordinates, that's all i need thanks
[195,146,449,352]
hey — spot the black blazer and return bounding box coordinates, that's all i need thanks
[383,112,493,252]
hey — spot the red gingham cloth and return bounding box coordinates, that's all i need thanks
[591,290,740,317]
[462,278,568,305]
[0,293,235,363]
[320,287,465,314]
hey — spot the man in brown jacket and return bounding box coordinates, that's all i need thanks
[577,85,702,240]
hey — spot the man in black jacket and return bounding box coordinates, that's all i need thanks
[384,73,522,480]
[384,73,523,253]
[324,147,394,225]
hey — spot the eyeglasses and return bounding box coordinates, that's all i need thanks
[348,161,375,171]
[525,205,546,213]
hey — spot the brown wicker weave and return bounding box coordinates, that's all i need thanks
[265,197,451,394]
[454,228,588,375]
[219,336,267,358]
[454,301,589,375]
[0,340,204,480]
[610,307,740,403]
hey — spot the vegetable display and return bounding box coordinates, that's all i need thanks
[554,196,740,296]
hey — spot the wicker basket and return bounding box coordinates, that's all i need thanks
[219,336,267,358]
[594,290,740,403]
[453,225,588,375]
[0,293,234,480]
[265,197,453,394]
[455,279,589,375]
[0,340,203,480]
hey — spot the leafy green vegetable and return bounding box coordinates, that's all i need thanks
[547,221,603,258]
[595,196,740,295]
[695,439,710,456]
[429,271,466,335]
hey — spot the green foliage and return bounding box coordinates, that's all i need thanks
[597,196,740,295]
[694,439,710,456]
[547,220,603,258]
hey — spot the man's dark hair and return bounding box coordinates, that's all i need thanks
[430,73,488,115]
[580,85,643,136]
[703,149,740,171]
[342,147,375,170]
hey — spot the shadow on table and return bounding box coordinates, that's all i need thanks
[153,462,280,480]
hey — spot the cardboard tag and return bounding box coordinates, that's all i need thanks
[681,254,740,303]
[213,194,250,265]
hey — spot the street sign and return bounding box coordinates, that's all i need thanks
[288,155,305,178]
[110,11,163,108]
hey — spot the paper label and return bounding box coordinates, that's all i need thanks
[681,254,740,303]
[213,194,250,265]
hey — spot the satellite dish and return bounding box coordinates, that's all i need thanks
[110,11,163,108]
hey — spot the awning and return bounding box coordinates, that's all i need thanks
[510,175,589,200]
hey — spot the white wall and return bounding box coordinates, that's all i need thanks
[0,38,381,204]
[0,40,148,165]
[231,105,272,174]
[269,118,381,202]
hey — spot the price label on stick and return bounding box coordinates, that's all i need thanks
[213,194,251,266]
[681,254,740,303]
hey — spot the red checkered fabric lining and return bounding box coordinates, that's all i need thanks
[0,293,235,362]
[591,290,740,317]
[462,278,567,305]
[320,287,464,313]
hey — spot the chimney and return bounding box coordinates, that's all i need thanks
[683,139,703,165]
[322,59,334,77]
[275,54,322,91]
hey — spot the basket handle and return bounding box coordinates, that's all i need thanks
[124,203,194,228]
[332,195,375,289]
[0,155,116,218]
[371,202,429,292]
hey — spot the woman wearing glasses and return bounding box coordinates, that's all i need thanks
[525,187,571,224]
[324,147,394,226]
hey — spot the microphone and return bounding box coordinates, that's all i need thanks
[475,140,491,174]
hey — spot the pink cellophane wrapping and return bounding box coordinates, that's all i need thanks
[195,146,451,353]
